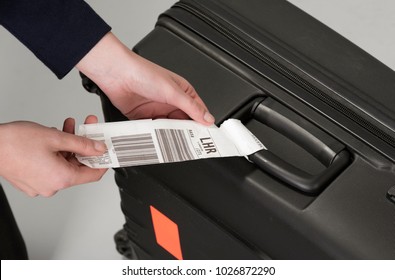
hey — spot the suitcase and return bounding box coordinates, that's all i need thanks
[81,0,395,259]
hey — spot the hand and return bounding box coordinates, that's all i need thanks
[76,32,215,124]
[0,116,107,197]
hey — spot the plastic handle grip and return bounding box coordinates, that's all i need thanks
[249,101,350,194]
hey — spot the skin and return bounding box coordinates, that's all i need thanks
[76,32,214,123]
[0,32,214,197]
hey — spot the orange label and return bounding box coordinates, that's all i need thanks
[150,206,183,260]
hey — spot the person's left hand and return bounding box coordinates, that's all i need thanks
[0,115,107,197]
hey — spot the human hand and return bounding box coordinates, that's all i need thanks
[0,116,107,197]
[76,32,215,124]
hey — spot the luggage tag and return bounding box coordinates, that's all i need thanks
[76,118,266,168]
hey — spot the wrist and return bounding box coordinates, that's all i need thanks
[0,123,11,176]
[76,32,135,97]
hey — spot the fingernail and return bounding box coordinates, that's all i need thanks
[204,111,215,124]
[94,141,107,153]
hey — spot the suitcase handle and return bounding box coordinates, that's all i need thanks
[249,101,350,194]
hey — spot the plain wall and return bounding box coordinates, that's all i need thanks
[0,0,394,259]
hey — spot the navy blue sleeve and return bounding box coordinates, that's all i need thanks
[0,0,112,78]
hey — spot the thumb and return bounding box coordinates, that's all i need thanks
[53,131,107,156]
[169,74,215,125]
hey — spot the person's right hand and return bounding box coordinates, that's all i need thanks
[76,32,215,125]
[0,116,107,197]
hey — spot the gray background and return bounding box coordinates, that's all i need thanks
[0,0,394,259]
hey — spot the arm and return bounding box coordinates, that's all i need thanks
[0,0,111,78]
[0,0,213,196]
[0,0,111,196]
[0,0,214,124]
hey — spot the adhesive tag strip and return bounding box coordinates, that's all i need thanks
[76,119,266,168]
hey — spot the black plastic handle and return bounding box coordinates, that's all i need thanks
[248,100,350,194]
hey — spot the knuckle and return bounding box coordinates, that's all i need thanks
[184,83,197,97]
[88,169,107,184]
[49,131,63,147]
[188,97,202,112]
[77,137,90,151]
[39,190,57,198]
[52,173,72,191]
[96,170,106,181]
[56,179,71,191]
[27,192,38,198]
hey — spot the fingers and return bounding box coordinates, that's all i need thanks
[28,166,106,197]
[68,165,108,187]
[63,115,98,133]
[84,115,98,125]
[61,133,106,155]
[75,33,214,125]
[167,109,189,120]
[62,117,75,134]
[1,119,107,198]
[55,117,106,156]
[168,74,215,126]
[61,118,76,158]
[169,87,215,125]
[60,116,104,157]
[36,152,107,196]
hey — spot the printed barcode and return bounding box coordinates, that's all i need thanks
[83,133,112,166]
[111,134,159,167]
[155,129,196,162]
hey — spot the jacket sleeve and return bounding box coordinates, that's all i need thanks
[0,0,111,78]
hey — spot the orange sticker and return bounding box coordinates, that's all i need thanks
[150,206,183,260]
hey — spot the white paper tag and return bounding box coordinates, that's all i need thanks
[76,119,266,168]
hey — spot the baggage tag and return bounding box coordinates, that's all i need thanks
[76,119,266,168]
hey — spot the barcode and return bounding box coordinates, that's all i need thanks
[155,129,196,162]
[84,133,111,166]
[111,134,159,167]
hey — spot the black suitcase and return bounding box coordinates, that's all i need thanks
[82,0,395,259]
